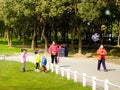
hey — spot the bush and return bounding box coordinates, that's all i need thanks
[110,48,120,56]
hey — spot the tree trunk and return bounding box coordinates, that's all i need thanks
[4,30,7,39]
[23,23,26,45]
[71,1,78,54]
[117,21,120,46]
[71,27,75,54]
[7,30,12,47]
[52,22,57,42]
[18,30,21,41]
[41,21,48,54]
[78,26,82,54]
[31,25,37,50]
[66,29,69,45]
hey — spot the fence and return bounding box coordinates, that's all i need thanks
[0,55,5,60]
[46,62,120,90]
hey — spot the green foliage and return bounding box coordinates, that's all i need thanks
[112,23,118,35]
[78,0,106,22]
[0,0,17,26]
[0,60,91,90]
[0,0,119,51]
[110,48,120,56]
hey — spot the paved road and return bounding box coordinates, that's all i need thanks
[59,57,120,83]
[1,53,120,90]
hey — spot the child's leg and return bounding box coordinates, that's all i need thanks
[36,63,39,69]
[21,63,25,72]
[43,65,46,72]
[35,63,40,72]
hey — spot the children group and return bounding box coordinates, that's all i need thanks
[20,49,47,72]
[20,41,60,73]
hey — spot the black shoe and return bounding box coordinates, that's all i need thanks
[97,69,100,71]
[104,69,108,72]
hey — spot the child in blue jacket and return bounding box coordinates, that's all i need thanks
[41,55,47,72]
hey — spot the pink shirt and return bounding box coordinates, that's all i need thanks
[20,51,27,63]
[49,44,59,55]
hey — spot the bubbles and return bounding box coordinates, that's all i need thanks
[105,10,110,15]
[87,22,90,25]
[92,33,99,42]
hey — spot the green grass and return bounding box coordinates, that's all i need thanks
[0,44,20,55]
[0,41,32,56]
[0,60,91,90]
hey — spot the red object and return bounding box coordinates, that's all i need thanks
[42,65,46,72]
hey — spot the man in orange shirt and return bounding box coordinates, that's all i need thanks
[96,45,108,72]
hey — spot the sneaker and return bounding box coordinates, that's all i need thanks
[21,70,25,72]
[36,69,40,72]
[104,69,108,72]
[97,69,100,71]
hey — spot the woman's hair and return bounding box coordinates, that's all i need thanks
[21,49,26,52]
[34,50,38,54]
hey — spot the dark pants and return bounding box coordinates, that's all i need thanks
[51,54,57,64]
[36,63,40,69]
[97,59,107,70]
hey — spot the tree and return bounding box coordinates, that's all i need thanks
[0,0,17,47]
[77,0,106,53]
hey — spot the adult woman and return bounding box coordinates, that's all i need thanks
[49,41,60,64]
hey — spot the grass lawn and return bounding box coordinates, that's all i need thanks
[0,60,91,90]
[0,41,32,56]
[0,44,20,55]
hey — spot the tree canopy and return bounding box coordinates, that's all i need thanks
[0,0,120,54]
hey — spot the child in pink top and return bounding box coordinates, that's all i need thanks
[20,49,27,72]
[49,41,60,64]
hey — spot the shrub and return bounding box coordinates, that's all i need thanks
[110,49,120,56]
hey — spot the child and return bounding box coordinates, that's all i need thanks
[41,55,47,73]
[35,50,41,72]
[20,49,27,72]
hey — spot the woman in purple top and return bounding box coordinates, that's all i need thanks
[49,41,60,64]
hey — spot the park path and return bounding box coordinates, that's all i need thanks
[0,53,120,89]
[59,56,120,85]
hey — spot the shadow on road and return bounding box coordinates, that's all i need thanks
[59,65,70,68]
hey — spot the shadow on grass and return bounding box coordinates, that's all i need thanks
[26,69,34,72]
[25,69,51,73]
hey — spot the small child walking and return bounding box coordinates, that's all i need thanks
[41,55,47,73]
[35,50,41,72]
[20,49,27,72]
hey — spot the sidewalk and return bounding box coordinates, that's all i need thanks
[1,53,120,89]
